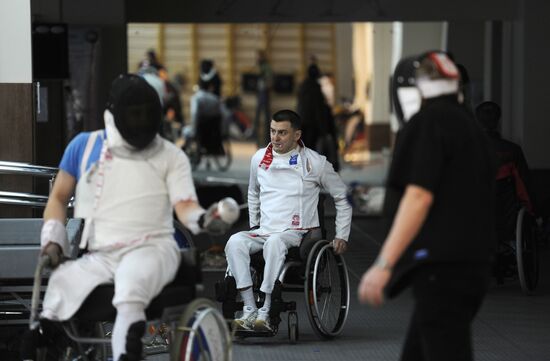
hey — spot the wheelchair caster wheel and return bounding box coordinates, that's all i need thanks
[288,311,299,344]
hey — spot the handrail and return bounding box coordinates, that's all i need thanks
[0,191,50,201]
[0,161,58,178]
[0,160,60,208]
[0,190,49,207]
[0,197,48,208]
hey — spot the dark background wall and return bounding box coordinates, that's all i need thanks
[4,0,550,214]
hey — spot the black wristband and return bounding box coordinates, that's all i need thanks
[198,213,206,229]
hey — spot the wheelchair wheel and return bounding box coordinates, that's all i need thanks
[183,138,202,171]
[516,208,540,294]
[288,311,299,344]
[304,240,350,339]
[39,321,108,361]
[213,140,232,172]
[171,298,232,361]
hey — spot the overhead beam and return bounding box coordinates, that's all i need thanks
[126,0,519,23]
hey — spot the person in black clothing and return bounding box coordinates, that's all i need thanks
[359,51,496,361]
[199,59,223,98]
[254,50,273,146]
[297,64,340,171]
[157,66,184,142]
[476,101,536,213]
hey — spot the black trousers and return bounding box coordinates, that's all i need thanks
[401,264,490,361]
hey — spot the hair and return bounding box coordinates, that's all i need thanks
[475,101,501,131]
[272,109,302,130]
[307,64,321,79]
[200,59,213,74]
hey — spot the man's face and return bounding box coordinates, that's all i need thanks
[270,120,301,154]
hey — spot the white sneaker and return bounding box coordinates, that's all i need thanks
[254,307,273,332]
[233,306,257,331]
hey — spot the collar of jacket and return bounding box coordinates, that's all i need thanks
[259,140,305,170]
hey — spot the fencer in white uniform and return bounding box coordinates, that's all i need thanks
[225,109,352,332]
[22,74,238,361]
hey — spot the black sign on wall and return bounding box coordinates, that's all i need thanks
[32,23,69,80]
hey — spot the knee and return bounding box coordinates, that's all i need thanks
[225,235,246,255]
[263,238,286,257]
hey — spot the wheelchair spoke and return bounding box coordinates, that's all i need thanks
[305,241,350,338]
[320,289,331,321]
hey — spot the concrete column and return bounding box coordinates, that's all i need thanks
[335,23,353,103]
[368,23,393,150]
[0,0,34,217]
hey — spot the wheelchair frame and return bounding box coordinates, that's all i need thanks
[183,114,232,172]
[216,230,351,343]
[514,207,540,294]
[495,175,540,294]
[26,221,233,361]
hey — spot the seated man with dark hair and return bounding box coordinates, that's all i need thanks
[225,109,352,332]
[476,101,537,214]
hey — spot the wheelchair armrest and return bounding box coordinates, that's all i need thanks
[180,247,199,268]
[173,248,202,286]
[66,218,84,259]
[299,228,323,260]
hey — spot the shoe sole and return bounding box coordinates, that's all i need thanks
[254,320,273,332]
[232,320,254,331]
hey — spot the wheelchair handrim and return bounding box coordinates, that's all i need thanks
[173,298,232,361]
[516,208,539,294]
[305,241,350,338]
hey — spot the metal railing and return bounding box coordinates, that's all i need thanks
[0,161,58,178]
[0,161,59,208]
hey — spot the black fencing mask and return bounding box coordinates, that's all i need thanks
[107,74,162,150]
[391,51,459,128]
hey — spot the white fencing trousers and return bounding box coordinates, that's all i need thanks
[225,230,307,294]
[41,237,180,321]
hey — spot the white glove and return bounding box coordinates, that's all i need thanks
[202,197,240,235]
[40,219,68,268]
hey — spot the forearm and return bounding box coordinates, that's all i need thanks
[43,170,74,222]
[321,162,351,240]
[247,194,260,227]
[334,195,352,241]
[43,197,68,222]
[378,185,433,268]
[38,169,74,258]
[247,161,260,227]
[174,200,205,235]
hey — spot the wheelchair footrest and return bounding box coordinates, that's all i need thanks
[234,329,277,338]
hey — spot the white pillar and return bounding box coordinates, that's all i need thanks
[370,23,393,126]
[0,0,32,83]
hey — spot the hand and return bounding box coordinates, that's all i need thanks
[332,238,347,255]
[202,198,240,235]
[41,242,63,269]
[358,265,392,307]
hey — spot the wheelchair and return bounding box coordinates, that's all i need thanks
[183,114,232,172]
[215,227,351,343]
[494,175,540,294]
[25,220,232,361]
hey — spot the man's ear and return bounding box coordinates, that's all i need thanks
[294,129,302,141]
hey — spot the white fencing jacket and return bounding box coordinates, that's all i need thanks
[73,130,198,250]
[248,143,352,241]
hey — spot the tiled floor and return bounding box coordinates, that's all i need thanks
[189,141,550,361]
[4,140,547,361]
